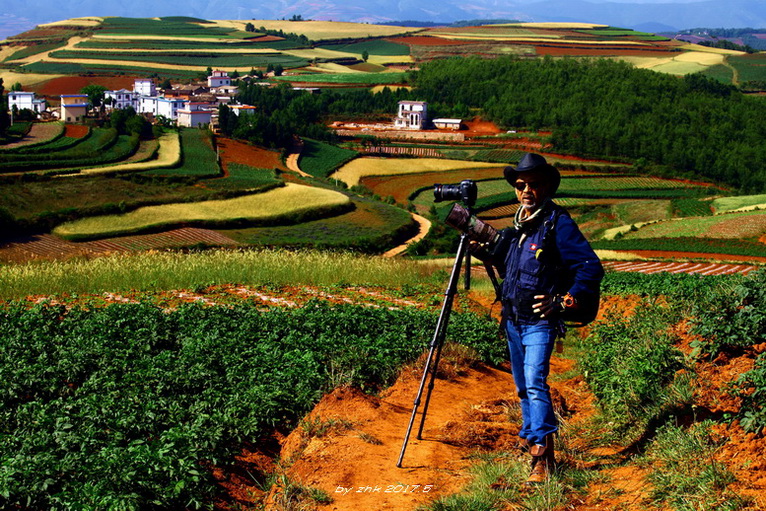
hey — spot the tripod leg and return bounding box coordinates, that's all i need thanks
[396,234,469,468]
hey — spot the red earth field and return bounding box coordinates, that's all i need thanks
[31,76,140,97]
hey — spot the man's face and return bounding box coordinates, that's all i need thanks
[514,171,550,212]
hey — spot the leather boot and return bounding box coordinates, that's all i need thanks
[526,435,555,485]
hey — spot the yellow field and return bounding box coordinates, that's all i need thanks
[0,70,62,88]
[285,48,413,66]
[39,17,103,28]
[52,184,351,239]
[619,49,727,75]
[214,20,421,41]
[331,157,504,187]
[679,43,744,56]
[77,131,181,176]
[509,22,609,29]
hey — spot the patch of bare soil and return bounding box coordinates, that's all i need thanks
[216,137,289,174]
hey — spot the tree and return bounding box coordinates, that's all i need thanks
[361,50,369,63]
[245,22,255,32]
[80,84,107,110]
[11,82,22,92]
[159,78,172,90]
[273,64,284,77]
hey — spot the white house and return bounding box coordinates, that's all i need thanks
[394,100,428,130]
[139,96,186,120]
[177,102,213,128]
[105,89,139,110]
[207,70,231,88]
[60,94,89,123]
[7,91,46,114]
[133,79,157,97]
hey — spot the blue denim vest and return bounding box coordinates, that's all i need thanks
[501,209,568,324]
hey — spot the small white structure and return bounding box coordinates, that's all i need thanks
[433,118,462,130]
[7,91,46,114]
[105,89,139,110]
[134,79,157,97]
[394,100,428,130]
[177,102,213,127]
[208,70,231,88]
[210,84,238,95]
[230,104,257,116]
[60,94,89,123]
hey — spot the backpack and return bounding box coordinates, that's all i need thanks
[540,208,601,327]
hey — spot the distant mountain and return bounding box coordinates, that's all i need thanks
[2,0,766,40]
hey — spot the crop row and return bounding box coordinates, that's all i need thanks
[97,17,237,38]
[592,237,766,257]
[298,138,359,178]
[49,50,309,69]
[142,129,219,178]
[20,61,203,79]
[0,301,501,509]
[75,38,306,50]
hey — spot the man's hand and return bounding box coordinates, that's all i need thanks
[533,293,577,318]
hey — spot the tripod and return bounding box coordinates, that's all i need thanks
[396,232,501,468]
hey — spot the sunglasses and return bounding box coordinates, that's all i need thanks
[514,181,544,191]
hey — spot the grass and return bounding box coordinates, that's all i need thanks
[617,210,766,239]
[332,157,503,187]
[75,38,307,50]
[642,421,751,511]
[50,49,309,69]
[298,139,358,178]
[0,248,440,299]
[52,184,352,240]
[711,194,766,213]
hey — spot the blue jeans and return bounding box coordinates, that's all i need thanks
[505,321,558,446]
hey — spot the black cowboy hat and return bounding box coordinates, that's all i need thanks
[503,153,561,194]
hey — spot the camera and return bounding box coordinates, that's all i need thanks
[433,180,477,207]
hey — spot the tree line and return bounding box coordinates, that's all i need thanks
[412,56,766,193]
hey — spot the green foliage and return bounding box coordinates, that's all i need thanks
[692,269,766,356]
[20,61,202,80]
[413,56,766,193]
[4,41,68,61]
[580,302,688,429]
[600,271,737,299]
[143,129,219,178]
[643,421,750,511]
[203,163,282,191]
[299,138,359,178]
[671,197,713,216]
[0,300,499,508]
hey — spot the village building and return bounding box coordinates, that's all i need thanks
[394,100,428,130]
[139,96,186,120]
[133,79,157,97]
[177,102,214,128]
[207,70,231,88]
[104,89,139,111]
[432,118,463,130]
[60,94,89,123]
[7,91,46,114]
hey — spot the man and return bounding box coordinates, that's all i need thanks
[494,153,604,484]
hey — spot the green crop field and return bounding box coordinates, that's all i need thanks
[298,138,359,178]
[52,184,352,240]
[142,129,219,178]
[50,50,309,69]
[728,54,766,83]
[712,194,766,213]
[616,210,766,240]
[20,61,203,79]
[97,16,238,38]
[333,157,503,187]
[75,38,307,50]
